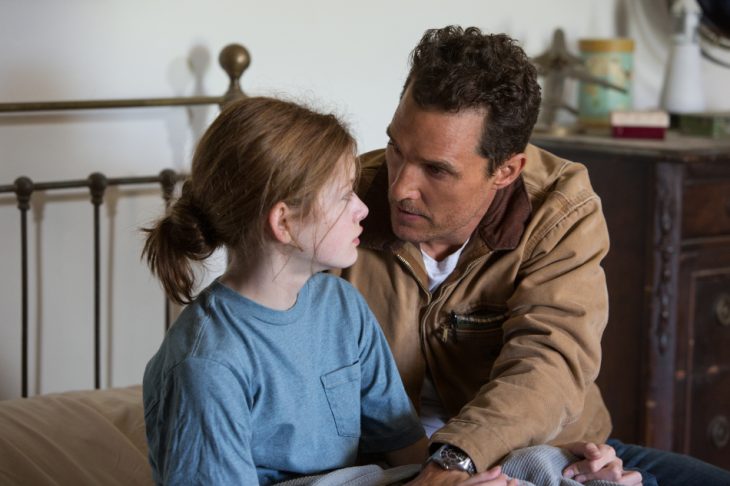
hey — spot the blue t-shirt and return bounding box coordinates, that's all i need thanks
[143,273,425,485]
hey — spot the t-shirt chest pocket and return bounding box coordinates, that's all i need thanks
[320,362,361,438]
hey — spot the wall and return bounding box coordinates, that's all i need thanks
[2,0,729,400]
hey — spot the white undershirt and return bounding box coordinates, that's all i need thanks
[420,239,469,293]
[418,240,469,436]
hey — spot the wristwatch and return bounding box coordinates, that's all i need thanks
[428,444,477,475]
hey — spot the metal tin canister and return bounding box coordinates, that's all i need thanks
[578,38,634,127]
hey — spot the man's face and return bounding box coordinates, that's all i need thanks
[385,88,501,259]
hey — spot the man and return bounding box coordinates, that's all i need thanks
[341,26,730,486]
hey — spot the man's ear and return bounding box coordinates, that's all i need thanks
[267,201,293,244]
[492,152,526,189]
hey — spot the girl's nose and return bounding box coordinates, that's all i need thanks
[353,193,369,222]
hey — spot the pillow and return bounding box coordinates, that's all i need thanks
[0,385,152,485]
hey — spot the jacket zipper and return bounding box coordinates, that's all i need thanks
[396,249,493,412]
[432,254,492,343]
[395,253,430,298]
[394,253,432,387]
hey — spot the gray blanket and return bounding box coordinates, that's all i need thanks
[274,445,624,486]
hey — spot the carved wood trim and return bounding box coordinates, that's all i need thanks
[643,162,683,449]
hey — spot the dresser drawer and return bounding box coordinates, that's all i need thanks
[685,271,730,468]
[682,181,730,238]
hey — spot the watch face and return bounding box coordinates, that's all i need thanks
[432,445,475,474]
[441,446,463,465]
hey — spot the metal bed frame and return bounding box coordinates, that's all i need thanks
[0,43,249,398]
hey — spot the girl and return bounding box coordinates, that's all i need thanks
[141,97,429,485]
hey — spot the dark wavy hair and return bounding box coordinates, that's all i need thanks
[403,26,541,175]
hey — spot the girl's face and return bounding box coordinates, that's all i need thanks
[292,153,369,272]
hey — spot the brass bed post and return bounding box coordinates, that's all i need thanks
[219,44,250,106]
[14,177,34,398]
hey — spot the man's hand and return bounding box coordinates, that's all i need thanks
[562,442,642,485]
[405,462,518,485]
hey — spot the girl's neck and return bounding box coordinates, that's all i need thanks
[220,248,314,311]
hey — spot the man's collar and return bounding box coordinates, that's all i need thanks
[359,158,532,254]
[477,172,532,251]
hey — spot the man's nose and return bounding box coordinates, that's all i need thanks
[389,162,419,201]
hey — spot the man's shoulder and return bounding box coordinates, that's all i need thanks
[357,149,386,196]
[359,148,386,170]
[522,143,597,207]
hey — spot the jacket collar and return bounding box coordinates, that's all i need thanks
[360,160,532,255]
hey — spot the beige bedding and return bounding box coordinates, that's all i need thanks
[0,385,152,485]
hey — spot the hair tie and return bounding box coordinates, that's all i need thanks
[180,183,219,247]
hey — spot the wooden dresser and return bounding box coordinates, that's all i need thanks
[531,132,730,470]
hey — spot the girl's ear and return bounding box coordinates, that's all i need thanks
[268,201,293,244]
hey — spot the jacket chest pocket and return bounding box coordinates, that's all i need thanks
[451,309,506,329]
[321,362,361,438]
[438,308,507,381]
[442,306,508,342]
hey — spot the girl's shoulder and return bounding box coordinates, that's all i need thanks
[162,283,248,359]
[309,272,366,303]
[308,273,377,328]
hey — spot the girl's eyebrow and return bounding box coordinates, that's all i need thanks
[342,175,356,190]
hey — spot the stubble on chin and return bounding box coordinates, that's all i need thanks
[390,219,430,246]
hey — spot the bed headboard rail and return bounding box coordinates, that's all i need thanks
[1,171,186,398]
[0,44,249,113]
[1,42,250,399]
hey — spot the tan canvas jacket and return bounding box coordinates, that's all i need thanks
[340,144,613,471]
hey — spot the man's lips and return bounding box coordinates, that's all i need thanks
[395,206,428,220]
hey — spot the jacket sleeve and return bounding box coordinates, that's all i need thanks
[430,192,610,470]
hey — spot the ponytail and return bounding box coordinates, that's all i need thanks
[142,182,218,305]
[142,96,356,305]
